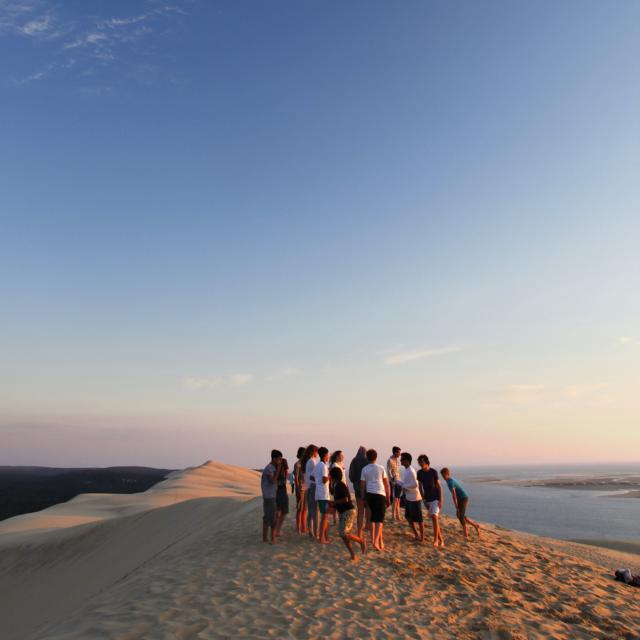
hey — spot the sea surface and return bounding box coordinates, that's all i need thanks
[442,463,640,543]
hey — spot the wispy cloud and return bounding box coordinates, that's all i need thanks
[2,1,191,88]
[384,345,464,366]
[495,382,612,406]
[19,13,50,36]
[619,336,639,346]
[229,373,252,386]
[183,373,253,390]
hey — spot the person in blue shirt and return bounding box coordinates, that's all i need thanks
[440,468,481,538]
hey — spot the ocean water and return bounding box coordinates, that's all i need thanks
[439,464,640,543]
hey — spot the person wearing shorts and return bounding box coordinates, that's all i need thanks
[313,447,331,543]
[398,452,425,542]
[440,467,481,538]
[359,449,390,551]
[417,454,445,548]
[261,449,283,544]
[330,467,366,561]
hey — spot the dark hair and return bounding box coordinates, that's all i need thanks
[417,454,430,466]
[366,449,377,462]
[329,466,343,482]
[329,450,343,465]
[440,467,450,477]
[318,446,329,459]
[400,452,412,464]
[300,444,318,470]
[296,446,306,459]
[271,449,283,461]
[392,446,401,455]
[278,458,289,479]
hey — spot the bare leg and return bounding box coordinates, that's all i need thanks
[430,515,439,546]
[378,523,385,550]
[466,517,481,536]
[419,521,426,542]
[341,536,356,560]
[319,513,329,543]
[346,532,367,554]
[262,522,269,543]
[356,498,365,537]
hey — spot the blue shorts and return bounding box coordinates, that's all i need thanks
[318,499,329,515]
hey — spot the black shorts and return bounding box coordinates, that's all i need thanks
[366,493,387,523]
[392,483,403,500]
[263,498,276,525]
[405,500,423,523]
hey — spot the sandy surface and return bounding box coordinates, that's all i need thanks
[1,461,639,640]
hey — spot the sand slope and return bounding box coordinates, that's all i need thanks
[1,461,639,640]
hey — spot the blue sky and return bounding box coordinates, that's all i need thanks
[1,1,639,468]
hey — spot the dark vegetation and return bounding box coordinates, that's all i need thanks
[0,466,173,522]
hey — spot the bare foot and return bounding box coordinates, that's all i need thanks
[350,555,359,563]
[475,525,481,537]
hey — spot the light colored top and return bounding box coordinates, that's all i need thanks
[387,455,401,482]
[304,456,318,490]
[313,460,330,500]
[399,465,420,502]
[360,463,388,496]
[261,463,277,499]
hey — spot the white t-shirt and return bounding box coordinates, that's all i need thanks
[305,456,318,490]
[360,463,387,496]
[399,465,420,502]
[313,460,330,500]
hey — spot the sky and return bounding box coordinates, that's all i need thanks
[1,1,639,469]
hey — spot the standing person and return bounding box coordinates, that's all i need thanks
[329,450,345,524]
[330,466,366,561]
[398,452,425,542]
[312,447,331,543]
[304,445,319,538]
[349,446,369,537]
[386,446,402,521]
[293,446,306,533]
[275,457,289,537]
[261,449,283,544]
[440,468,481,538]
[359,449,390,551]
[417,455,445,548]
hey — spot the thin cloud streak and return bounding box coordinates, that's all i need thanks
[384,345,464,366]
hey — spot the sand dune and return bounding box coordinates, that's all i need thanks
[1,461,639,640]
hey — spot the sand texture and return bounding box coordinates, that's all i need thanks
[1,461,639,640]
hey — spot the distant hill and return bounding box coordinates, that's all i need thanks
[0,466,173,522]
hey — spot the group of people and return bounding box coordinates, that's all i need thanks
[261,445,481,560]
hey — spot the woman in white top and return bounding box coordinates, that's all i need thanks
[359,449,391,551]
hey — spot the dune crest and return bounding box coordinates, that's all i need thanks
[0,460,259,541]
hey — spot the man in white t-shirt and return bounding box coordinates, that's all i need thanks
[398,452,425,542]
[359,449,390,551]
[312,446,331,543]
[305,447,319,538]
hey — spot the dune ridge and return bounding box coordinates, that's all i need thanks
[1,461,639,640]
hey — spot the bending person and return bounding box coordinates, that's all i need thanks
[440,467,481,538]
